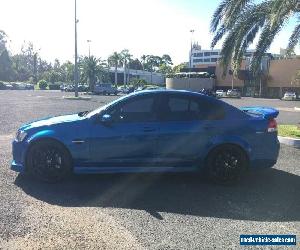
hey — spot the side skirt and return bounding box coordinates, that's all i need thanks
[73,166,198,174]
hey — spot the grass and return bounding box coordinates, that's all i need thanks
[278,125,300,139]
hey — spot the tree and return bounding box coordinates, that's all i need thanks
[144,55,161,83]
[108,52,121,87]
[120,49,132,86]
[173,62,188,73]
[80,56,107,91]
[141,55,148,71]
[0,49,13,81]
[210,0,300,75]
[0,30,7,54]
[161,54,173,66]
[60,61,74,83]
[128,58,143,70]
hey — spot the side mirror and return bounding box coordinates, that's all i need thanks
[101,114,113,124]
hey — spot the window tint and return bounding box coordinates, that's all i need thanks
[111,96,156,122]
[160,95,225,121]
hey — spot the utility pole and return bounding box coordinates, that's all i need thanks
[188,30,194,90]
[74,0,79,97]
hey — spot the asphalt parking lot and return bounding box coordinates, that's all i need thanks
[0,90,299,249]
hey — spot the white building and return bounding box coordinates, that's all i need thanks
[189,43,256,68]
[189,43,221,67]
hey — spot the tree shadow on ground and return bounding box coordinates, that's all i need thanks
[15,168,300,222]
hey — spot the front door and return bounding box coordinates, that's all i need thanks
[89,94,159,167]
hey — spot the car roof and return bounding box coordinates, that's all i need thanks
[129,89,200,96]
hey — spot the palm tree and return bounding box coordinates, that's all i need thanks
[120,49,132,87]
[108,52,121,88]
[81,56,104,92]
[210,0,300,75]
[141,55,148,71]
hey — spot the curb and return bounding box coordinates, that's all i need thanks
[278,136,300,149]
[63,96,91,100]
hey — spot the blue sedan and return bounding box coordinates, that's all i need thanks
[11,90,280,184]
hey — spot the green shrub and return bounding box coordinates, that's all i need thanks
[129,78,147,87]
[38,80,48,90]
[48,83,60,90]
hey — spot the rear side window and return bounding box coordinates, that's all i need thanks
[159,95,225,121]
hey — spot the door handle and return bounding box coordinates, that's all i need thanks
[143,127,156,132]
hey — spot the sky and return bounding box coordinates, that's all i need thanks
[0,0,298,65]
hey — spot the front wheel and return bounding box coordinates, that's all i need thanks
[26,140,72,182]
[206,145,248,185]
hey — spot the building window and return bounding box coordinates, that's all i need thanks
[210,58,217,62]
[204,58,210,62]
[204,52,211,57]
[193,53,203,57]
[210,52,219,56]
[193,59,203,63]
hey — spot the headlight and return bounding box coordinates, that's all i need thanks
[16,130,27,142]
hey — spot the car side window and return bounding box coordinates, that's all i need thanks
[110,96,156,123]
[159,95,225,121]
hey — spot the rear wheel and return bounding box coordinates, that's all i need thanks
[26,140,72,182]
[206,145,248,185]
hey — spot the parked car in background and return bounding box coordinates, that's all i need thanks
[65,85,75,92]
[25,83,34,90]
[94,83,118,95]
[12,90,280,184]
[227,89,241,98]
[78,84,89,92]
[60,84,67,91]
[117,86,135,94]
[282,92,297,101]
[215,89,226,98]
[4,83,14,90]
[199,89,216,97]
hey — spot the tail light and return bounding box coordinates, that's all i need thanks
[267,118,277,132]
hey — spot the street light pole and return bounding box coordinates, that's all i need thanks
[188,29,194,90]
[74,0,79,97]
[189,29,194,68]
[87,40,91,57]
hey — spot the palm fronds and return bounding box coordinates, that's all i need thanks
[210,0,300,76]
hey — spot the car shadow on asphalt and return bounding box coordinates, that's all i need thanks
[14,168,300,222]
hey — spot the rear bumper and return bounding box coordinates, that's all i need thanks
[249,137,280,168]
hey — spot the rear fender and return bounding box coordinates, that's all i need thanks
[203,135,252,162]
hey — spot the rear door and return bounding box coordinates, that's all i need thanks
[155,93,225,166]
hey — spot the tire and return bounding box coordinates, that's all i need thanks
[26,140,72,182]
[114,92,118,96]
[206,144,248,185]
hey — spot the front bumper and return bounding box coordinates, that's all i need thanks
[11,160,25,173]
[11,139,27,173]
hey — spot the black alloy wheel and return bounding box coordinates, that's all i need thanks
[26,140,72,182]
[207,145,248,185]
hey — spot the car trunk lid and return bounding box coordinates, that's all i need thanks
[240,106,279,119]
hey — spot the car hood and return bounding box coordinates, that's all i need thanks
[20,114,84,131]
